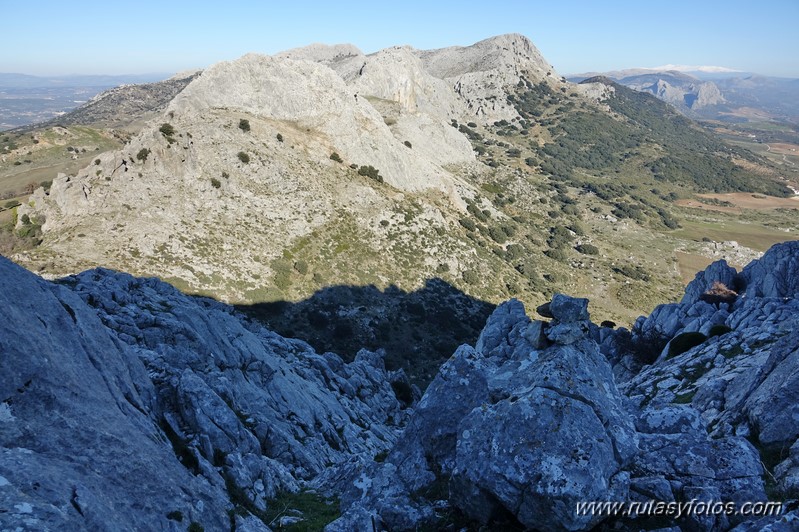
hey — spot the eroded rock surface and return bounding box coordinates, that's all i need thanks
[2,240,798,531]
[0,256,403,530]
[332,242,799,531]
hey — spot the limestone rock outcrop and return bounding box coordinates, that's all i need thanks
[3,235,797,530]
[331,241,799,531]
[417,33,558,122]
[0,256,404,530]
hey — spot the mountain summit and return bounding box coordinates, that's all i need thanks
[8,33,793,333]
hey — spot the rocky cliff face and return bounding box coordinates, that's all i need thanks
[0,255,406,530]
[2,241,798,530]
[9,33,583,311]
[648,78,725,111]
[417,33,558,122]
[330,241,799,530]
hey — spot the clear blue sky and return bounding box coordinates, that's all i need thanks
[3,0,798,77]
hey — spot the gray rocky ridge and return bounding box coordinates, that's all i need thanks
[13,34,568,299]
[2,241,799,530]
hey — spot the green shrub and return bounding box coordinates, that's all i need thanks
[294,260,308,274]
[330,152,343,163]
[136,148,151,162]
[575,243,599,255]
[547,225,574,249]
[488,226,507,244]
[166,510,183,522]
[237,151,250,163]
[94,159,101,165]
[358,165,383,183]
[404,140,412,148]
[544,248,568,261]
[159,123,175,140]
[274,270,291,290]
[459,218,476,231]
[500,223,516,237]
[374,450,389,462]
[462,270,479,285]
[187,523,204,532]
[263,491,340,531]
[276,133,283,142]
[708,324,733,337]
[667,332,707,358]
[210,178,221,189]
[466,203,488,222]
[238,119,250,132]
[614,264,650,281]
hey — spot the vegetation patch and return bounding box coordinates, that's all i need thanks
[357,165,383,183]
[667,332,707,359]
[261,491,340,531]
[159,123,176,144]
[672,390,696,404]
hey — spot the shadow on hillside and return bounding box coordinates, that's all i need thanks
[234,278,496,386]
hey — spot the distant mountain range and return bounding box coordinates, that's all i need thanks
[0,73,172,130]
[569,68,799,123]
[0,72,171,89]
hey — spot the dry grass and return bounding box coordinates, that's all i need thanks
[675,252,718,285]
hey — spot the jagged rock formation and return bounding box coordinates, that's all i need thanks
[0,255,405,530]
[168,51,472,192]
[10,33,573,305]
[329,241,799,531]
[626,74,726,112]
[2,242,799,530]
[417,33,557,122]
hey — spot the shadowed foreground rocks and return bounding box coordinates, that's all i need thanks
[1,240,799,531]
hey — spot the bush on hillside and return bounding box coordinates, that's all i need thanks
[159,123,175,138]
[358,165,383,183]
[667,332,707,358]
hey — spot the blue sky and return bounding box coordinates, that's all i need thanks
[3,0,798,77]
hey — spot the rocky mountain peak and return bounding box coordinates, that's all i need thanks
[412,33,558,122]
[417,32,554,80]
